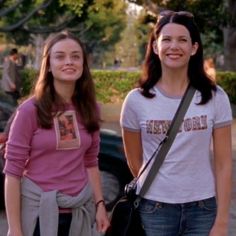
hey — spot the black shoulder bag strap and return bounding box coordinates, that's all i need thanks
[138,85,196,197]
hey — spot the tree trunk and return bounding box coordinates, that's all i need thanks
[33,34,44,70]
[223,27,236,71]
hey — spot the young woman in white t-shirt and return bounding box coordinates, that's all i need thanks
[121,10,232,236]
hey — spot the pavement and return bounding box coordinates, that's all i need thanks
[0,103,235,235]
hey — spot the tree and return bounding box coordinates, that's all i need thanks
[80,0,127,66]
[0,0,126,67]
[224,0,236,71]
[128,0,236,71]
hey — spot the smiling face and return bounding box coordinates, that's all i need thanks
[154,23,198,70]
[49,38,84,85]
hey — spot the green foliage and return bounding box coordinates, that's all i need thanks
[59,0,85,16]
[0,0,80,44]
[92,70,140,103]
[0,0,127,67]
[84,0,127,65]
[2,68,236,105]
[0,68,141,103]
[216,71,236,104]
[19,68,39,96]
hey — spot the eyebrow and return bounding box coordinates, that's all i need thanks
[162,34,189,37]
[52,50,82,54]
[161,35,190,39]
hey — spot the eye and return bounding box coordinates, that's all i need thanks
[162,37,171,42]
[71,54,81,60]
[179,38,188,42]
[54,54,65,60]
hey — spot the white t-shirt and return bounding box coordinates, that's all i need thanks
[120,86,232,203]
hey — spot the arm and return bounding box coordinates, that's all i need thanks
[3,101,36,236]
[210,125,232,236]
[87,166,110,233]
[121,128,143,177]
[4,112,16,135]
[0,112,17,145]
[5,175,23,236]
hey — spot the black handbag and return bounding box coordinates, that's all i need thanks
[105,85,196,236]
[105,194,143,236]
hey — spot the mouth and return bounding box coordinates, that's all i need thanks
[62,68,76,73]
[167,54,182,59]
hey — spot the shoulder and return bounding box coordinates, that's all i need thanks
[8,97,38,131]
[213,85,230,100]
[215,85,227,94]
[124,88,143,101]
[17,96,37,113]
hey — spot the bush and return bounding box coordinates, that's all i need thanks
[216,71,236,104]
[18,69,141,103]
[92,70,140,103]
[20,68,39,96]
[1,68,236,105]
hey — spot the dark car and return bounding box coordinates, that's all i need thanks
[98,129,133,210]
[0,128,132,210]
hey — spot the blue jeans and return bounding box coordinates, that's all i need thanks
[33,213,72,236]
[138,197,217,236]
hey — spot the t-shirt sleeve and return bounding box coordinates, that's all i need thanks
[213,86,232,129]
[120,89,140,132]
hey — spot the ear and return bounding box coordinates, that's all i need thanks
[152,41,159,55]
[191,42,199,56]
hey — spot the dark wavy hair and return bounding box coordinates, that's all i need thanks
[33,31,100,132]
[140,11,216,104]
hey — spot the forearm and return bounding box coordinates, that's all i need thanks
[5,174,23,236]
[122,129,143,177]
[87,166,104,203]
[212,126,232,229]
[214,160,232,224]
[87,165,110,233]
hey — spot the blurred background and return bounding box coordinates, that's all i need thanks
[0,0,235,71]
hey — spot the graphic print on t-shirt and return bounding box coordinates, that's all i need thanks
[146,115,208,135]
[54,111,81,150]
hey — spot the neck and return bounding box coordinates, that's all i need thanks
[54,81,75,103]
[158,70,189,96]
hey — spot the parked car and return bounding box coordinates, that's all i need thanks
[0,128,132,211]
[98,129,133,210]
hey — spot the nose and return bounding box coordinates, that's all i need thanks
[65,56,73,65]
[169,40,179,49]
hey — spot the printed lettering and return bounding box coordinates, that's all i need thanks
[146,115,208,134]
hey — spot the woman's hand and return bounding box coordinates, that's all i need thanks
[209,220,228,236]
[7,228,23,236]
[95,202,110,234]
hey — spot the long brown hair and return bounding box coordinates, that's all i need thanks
[34,31,100,133]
